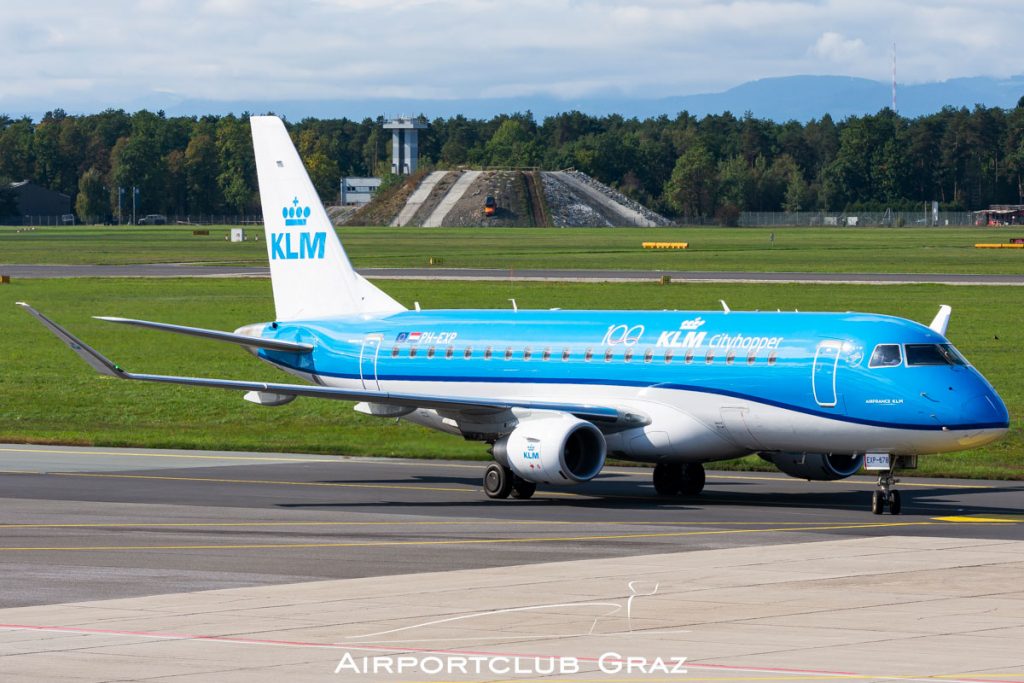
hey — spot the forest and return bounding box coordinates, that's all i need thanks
[2,101,1024,223]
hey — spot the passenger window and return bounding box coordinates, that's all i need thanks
[464,346,473,360]
[523,347,532,361]
[391,346,399,358]
[504,347,513,361]
[427,346,436,359]
[562,348,571,361]
[584,348,593,362]
[869,344,902,368]
[725,350,735,365]
[746,350,756,365]
[664,349,674,364]
[644,348,653,363]
[542,347,551,361]
[624,348,633,363]
[604,348,614,362]
[684,349,694,364]
[445,346,454,360]
[704,350,714,365]
[767,350,776,366]
[484,346,492,360]
[409,347,418,358]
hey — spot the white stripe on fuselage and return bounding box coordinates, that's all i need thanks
[274,365,995,460]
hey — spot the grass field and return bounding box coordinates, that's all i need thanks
[1,277,1020,479]
[3,224,1024,274]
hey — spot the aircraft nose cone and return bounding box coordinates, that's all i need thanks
[960,392,1010,428]
[950,393,1010,449]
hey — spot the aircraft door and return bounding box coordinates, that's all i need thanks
[359,334,383,391]
[719,406,763,450]
[812,340,842,408]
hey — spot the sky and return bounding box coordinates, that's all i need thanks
[1,0,1020,117]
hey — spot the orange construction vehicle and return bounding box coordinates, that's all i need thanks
[483,195,496,218]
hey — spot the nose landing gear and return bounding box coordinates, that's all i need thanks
[871,468,902,515]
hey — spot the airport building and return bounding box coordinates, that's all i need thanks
[339,177,381,205]
[3,180,72,225]
[974,204,1024,225]
[383,117,428,175]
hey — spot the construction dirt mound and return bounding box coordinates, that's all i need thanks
[439,171,534,227]
[343,169,427,227]
[348,169,668,227]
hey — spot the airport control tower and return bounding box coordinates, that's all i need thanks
[383,117,428,175]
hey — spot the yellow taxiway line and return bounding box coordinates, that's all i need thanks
[0,521,931,552]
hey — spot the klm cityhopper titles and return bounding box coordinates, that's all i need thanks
[19,116,1009,515]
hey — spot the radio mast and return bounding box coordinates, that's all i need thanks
[891,42,897,113]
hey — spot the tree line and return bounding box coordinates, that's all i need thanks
[2,101,1024,223]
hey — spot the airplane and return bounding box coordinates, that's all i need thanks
[18,115,1009,515]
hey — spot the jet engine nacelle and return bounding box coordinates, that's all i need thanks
[761,452,864,481]
[493,414,606,485]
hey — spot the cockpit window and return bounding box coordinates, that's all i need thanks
[905,343,967,366]
[869,344,902,368]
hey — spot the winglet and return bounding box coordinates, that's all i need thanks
[17,303,126,377]
[929,304,952,336]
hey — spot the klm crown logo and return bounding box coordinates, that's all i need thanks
[282,197,311,226]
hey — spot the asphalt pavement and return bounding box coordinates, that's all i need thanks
[1,443,1021,610]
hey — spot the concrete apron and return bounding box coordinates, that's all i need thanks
[2,535,1023,682]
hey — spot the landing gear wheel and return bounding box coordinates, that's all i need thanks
[872,463,901,515]
[888,490,902,515]
[483,463,513,499]
[678,463,706,496]
[510,477,536,499]
[653,463,682,496]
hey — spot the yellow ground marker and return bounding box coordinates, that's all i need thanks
[642,241,688,249]
[933,515,1023,523]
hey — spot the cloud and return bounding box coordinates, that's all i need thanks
[811,32,867,63]
[0,0,1021,115]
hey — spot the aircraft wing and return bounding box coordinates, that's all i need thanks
[19,303,637,427]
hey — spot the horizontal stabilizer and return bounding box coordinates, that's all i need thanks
[94,316,313,353]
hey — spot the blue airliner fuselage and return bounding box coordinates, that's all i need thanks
[254,309,1008,460]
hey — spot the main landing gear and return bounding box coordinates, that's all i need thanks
[483,463,536,500]
[871,467,902,515]
[653,462,706,497]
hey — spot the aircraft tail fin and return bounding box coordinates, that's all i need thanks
[250,115,405,321]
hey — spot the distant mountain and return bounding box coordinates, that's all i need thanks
[651,75,1024,121]
[7,75,1023,122]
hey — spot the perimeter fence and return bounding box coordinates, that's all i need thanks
[736,211,975,228]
